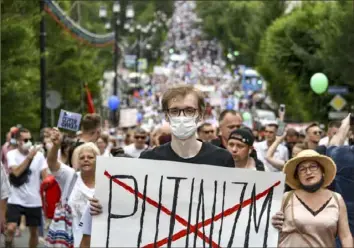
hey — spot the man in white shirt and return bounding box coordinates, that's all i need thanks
[254,123,289,172]
[5,128,48,248]
[123,128,148,158]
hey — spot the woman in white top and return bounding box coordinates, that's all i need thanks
[47,128,98,247]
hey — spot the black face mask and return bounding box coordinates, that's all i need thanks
[300,176,324,193]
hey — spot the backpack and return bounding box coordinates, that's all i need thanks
[41,175,61,219]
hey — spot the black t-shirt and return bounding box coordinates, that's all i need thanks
[140,142,235,168]
[211,136,226,149]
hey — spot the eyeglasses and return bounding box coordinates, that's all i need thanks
[312,131,322,136]
[23,138,32,143]
[203,130,214,134]
[298,164,319,174]
[134,136,146,140]
[166,107,198,117]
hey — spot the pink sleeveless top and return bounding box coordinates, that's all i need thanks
[279,192,340,247]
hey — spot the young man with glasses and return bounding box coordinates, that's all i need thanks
[138,85,235,165]
[87,85,235,221]
[211,109,243,149]
[123,128,148,158]
[5,128,48,248]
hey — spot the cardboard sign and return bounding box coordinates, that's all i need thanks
[57,109,82,131]
[91,157,285,247]
[119,108,138,128]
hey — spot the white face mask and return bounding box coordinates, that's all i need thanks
[22,141,32,151]
[169,116,198,140]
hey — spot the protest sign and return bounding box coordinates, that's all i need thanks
[57,109,81,131]
[119,108,138,127]
[91,157,285,248]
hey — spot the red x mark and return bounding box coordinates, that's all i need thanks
[104,171,280,248]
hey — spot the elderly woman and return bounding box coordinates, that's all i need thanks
[272,150,353,247]
[47,129,99,247]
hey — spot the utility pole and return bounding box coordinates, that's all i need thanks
[135,30,141,84]
[40,0,47,129]
[112,9,119,126]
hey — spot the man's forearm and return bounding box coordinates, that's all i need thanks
[10,157,32,177]
[47,145,60,172]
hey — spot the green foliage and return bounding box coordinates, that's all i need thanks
[196,1,286,66]
[1,0,41,138]
[1,0,172,140]
[257,2,354,122]
[197,1,353,122]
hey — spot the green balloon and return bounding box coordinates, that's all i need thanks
[310,73,328,94]
[242,112,252,121]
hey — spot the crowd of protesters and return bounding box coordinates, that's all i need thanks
[2,84,352,248]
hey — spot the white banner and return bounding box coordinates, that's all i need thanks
[57,109,82,131]
[92,157,285,248]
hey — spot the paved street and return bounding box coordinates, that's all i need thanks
[1,229,46,248]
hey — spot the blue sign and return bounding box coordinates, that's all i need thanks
[328,86,348,95]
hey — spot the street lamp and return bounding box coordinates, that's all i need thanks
[126,2,134,19]
[99,0,134,126]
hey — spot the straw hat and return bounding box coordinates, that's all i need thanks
[283,149,337,190]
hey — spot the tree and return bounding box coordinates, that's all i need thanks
[257,2,353,122]
[1,0,172,140]
[196,1,286,67]
[1,0,41,138]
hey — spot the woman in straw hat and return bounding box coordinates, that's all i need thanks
[271,149,353,247]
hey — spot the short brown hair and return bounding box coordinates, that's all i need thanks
[286,128,299,137]
[266,123,279,130]
[134,128,147,136]
[218,110,242,122]
[99,133,109,145]
[81,113,101,132]
[328,121,341,129]
[15,128,30,140]
[161,85,205,115]
[305,122,319,133]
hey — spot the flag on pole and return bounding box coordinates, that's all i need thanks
[85,83,95,113]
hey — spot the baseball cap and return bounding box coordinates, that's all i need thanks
[228,128,254,146]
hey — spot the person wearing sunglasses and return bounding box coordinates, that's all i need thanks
[197,122,216,142]
[305,123,323,150]
[5,128,48,248]
[123,128,148,158]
